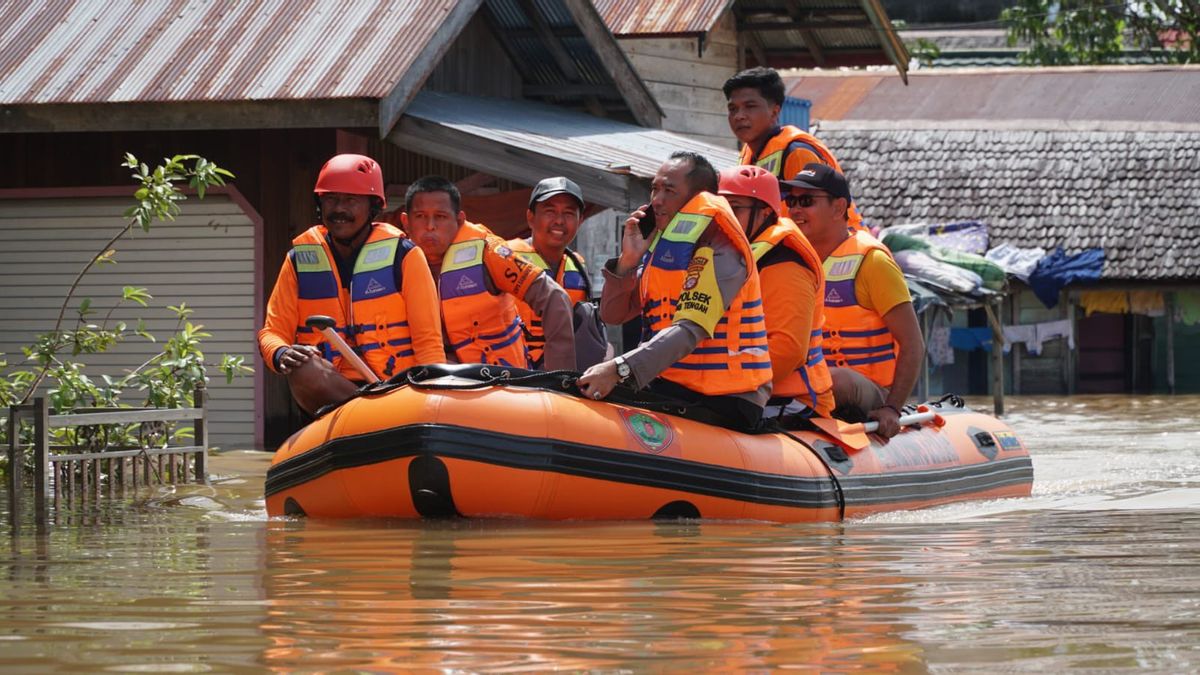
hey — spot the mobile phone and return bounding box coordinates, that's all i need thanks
[636,209,656,239]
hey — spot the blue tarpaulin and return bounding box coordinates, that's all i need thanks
[1028,247,1105,308]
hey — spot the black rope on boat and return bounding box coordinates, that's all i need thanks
[763,419,846,520]
[929,393,966,409]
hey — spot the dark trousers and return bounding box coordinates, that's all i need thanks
[647,378,763,432]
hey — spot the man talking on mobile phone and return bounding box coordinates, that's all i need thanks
[576,152,772,431]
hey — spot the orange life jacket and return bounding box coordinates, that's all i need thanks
[739,125,866,233]
[291,223,418,380]
[750,218,834,414]
[821,230,898,388]
[639,192,773,396]
[439,221,530,368]
[507,238,589,368]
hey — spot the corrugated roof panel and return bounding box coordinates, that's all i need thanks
[788,68,1200,124]
[0,0,463,104]
[406,90,739,180]
[594,0,731,36]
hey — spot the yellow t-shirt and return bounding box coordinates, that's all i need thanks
[854,249,912,317]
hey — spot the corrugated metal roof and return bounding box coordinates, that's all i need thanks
[407,90,738,178]
[396,90,739,207]
[0,0,461,104]
[593,0,733,36]
[788,67,1200,125]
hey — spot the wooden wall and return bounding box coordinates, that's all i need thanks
[0,129,336,447]
[616,11,740,148]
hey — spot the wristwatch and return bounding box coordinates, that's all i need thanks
[614,355,632,383]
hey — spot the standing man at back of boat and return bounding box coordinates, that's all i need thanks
[577,152,772,431]
[507,176,608,371]
[785,163,922,438]
[717,165,835,422]
[258,153,446,414]
[402,175,576,371]
[724,66,866,233]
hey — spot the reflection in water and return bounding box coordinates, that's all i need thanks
[262,520,927,671]
[0,399,1198,671]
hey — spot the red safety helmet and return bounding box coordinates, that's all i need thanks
[717,165,780,219]
[314,154,386,208]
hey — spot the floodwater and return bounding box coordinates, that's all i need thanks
[2,396,1199,672]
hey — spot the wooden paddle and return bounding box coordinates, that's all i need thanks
[305,315,381,384]
[810,407,945,453]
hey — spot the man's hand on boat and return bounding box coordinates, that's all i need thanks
[277,344,320,374]
[867,404,902,439]
[578,359,620,400]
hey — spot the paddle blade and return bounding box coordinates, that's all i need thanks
[810,417,870,452]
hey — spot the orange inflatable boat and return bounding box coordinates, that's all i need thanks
[265,365,1033,522]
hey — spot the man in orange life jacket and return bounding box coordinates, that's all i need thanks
[717,165,835,422]
[507,177,607,370]
[577,152,772,431]
[784,164,923,438]
[258,154,445,414]
[724,66,866,233]
[401,175,576,371]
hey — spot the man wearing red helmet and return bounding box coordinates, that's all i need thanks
[717,165,835,421]
[258,154,445,414]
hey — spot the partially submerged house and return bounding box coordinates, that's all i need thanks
[787,66,1200,394]
[1,0,910,447]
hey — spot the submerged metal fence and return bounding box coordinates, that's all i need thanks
[6,385,208,526]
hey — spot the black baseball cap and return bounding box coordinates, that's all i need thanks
[780,163,852,202]
[528,176,584,209]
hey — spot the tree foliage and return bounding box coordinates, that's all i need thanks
[1003,0,1200,65]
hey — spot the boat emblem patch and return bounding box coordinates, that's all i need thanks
[992,430,1023,451]
[621,410,674,454]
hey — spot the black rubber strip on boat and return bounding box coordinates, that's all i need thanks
[265,423,1032,510]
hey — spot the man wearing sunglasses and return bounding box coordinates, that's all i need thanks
[717,165,835,422]
[784,164,924,439]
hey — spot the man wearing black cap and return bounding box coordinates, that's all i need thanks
[784,163,924,438]
[508,177,607,370]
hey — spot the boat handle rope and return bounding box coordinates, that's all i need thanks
[764,421,846,520]
[315,365,696,418]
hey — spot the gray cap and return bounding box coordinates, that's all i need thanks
[528,176,584,209]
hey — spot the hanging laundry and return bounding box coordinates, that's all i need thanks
[1031,319,1074,355]
[1028,247,1105,308]
[1176,292,1200,326]
[950,327,994,352]
[985,243,1046,283]
[1080,290,1128,316]
[1001,325,1037,354]
[887,221,990,255]
[928,324,954,366]
[1128,290,1164,317]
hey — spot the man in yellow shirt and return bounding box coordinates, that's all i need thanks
[784,164,923,438]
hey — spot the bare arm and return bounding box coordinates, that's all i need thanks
[867,301,924,438]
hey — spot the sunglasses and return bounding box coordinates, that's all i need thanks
[784,193,836,208]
